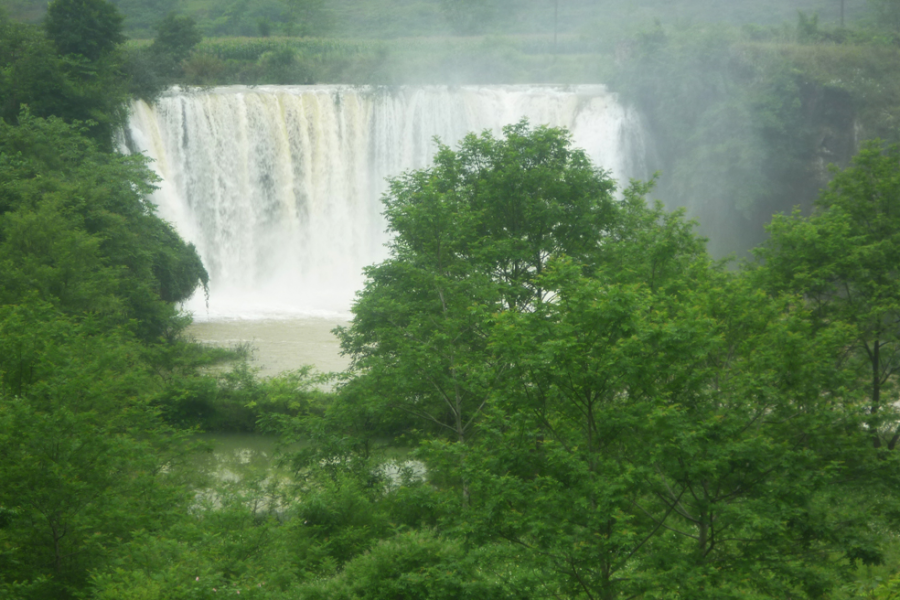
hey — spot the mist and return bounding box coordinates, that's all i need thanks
[7,0,893,256]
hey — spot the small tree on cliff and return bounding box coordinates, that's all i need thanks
[150,13,202,77]
[282,0,332,37]
[44,0,125,61]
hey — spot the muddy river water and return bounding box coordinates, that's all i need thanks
[187,317,350,377]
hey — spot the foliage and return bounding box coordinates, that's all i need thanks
[0,107,215,598]
[6,0,900,589]
[108,0,178,38]
[754,140,900,450]
[336,121,619,452]
[297,530,511,600]
[0,19,67,122]
[870,0,900,32]
[0,8,304,600]
[283,475,395,575]
[0,303,194,599]
[0,16,130,146]
[90,488,295,599]
[43,0,125,61]
[749,42,900,143]
[256,46,314,83]
[155,363,330,432]
[149,12,203,76]
[613,24,825,256]
[315,124,900,598]
[282,0,332,37]
[454,256,889,598]
[612,20,900,257]
[7,0,872,40]
[172,33,612,86]
[0,112,208,340]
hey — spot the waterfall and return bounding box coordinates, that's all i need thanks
[126,85,647,320]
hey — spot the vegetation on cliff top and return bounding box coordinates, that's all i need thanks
[6,0,900,598]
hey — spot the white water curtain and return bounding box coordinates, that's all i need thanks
[126,85,647,319]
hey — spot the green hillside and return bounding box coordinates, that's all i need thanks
[8,0,870,39]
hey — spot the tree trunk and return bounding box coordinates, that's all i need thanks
[873,339,882,448]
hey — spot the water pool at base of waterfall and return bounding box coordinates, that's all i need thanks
[187,316,349,377]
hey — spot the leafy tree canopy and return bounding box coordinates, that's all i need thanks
[282,0,333,37]
[0,112,208,340]
[43,0,125,61]
[1,12,130,146]
[0,302,194,600]
[316,124,900,599]
[150,12,202,69]
[336,121,620,449]
[754,140,900,449]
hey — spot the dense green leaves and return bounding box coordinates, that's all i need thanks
[2,7,899,589]
[448,253,875,598]
[0,112,208,340]
[319,123,900,599]
[755,141,900,449]
[298,530,511,600]
[148,12,202,77]
[611,24,830,256]
[0,303,193,599]
[0,21,220,595]
[44,0,125,61]
[1,7,130,145]
[337,122,620,453]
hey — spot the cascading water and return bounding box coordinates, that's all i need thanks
[126,85,648,320]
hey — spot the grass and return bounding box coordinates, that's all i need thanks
[169,33,614,86]
[8,0,872,39]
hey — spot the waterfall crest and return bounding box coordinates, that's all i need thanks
[126,85,647,320]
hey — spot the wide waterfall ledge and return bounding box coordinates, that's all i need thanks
[125,84,649,322]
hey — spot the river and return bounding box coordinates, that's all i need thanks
[186,316,349,377]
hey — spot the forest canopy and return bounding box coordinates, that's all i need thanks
[5,0,900,598]
[311,122,900,599]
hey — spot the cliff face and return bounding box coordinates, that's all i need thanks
[753,81,859,239]
[617,45,884,257]
[802,83,858,196]
[693,81,859,256]
[613,30,900,257]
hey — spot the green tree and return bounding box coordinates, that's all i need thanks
[612,25,822,256]
[109,0,178,36]
[256,47,312,85]
[327,123,900,599]
[282,0,332,37]
[0,112,208,340]
[296,530,510,600]
[0,18,125,145]
[755,141,900,449]
[336,121,618,453]
[150,12,202,77]
[870,0,900,31]
[0,303,192,599]
[43,0,125,61]
[453,249,888,599]
[0,19,67,123]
